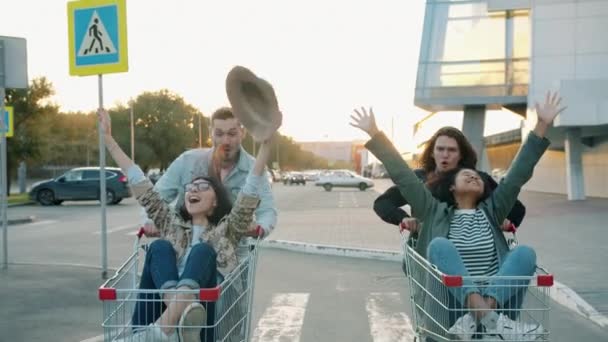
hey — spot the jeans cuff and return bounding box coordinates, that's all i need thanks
[160,280,178,290]
[177,278,200,290]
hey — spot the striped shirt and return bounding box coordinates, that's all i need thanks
[447,209,499,277]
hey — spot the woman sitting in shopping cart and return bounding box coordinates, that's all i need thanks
[350,92,565,341]
[98,107,277,342]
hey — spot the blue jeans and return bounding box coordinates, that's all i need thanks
[427,237,536,321]
[131,239,218,341]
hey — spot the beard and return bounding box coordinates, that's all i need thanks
[215,145,238,164]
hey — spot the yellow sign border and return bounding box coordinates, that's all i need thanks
[3,106,14,138]
[68,0,128,76]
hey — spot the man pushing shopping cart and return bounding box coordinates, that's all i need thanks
[350,91,564,341]
[98,66,281,342]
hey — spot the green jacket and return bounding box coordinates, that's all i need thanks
[365,131,550,262]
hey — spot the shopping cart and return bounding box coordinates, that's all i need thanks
[99,228,260,342]
[401,225,554,342]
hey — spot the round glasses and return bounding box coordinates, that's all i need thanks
[185,180,212,193]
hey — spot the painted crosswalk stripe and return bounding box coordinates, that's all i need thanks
[366,292,415,342]
[251,293,309,342]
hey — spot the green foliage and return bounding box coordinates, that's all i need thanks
[4,77,60,167]
[5,78,333,176]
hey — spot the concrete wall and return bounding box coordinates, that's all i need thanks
[582,136,608,197]
[487,143,521,171]
[529,0,608,127]
[298,141,360,163]
[522,136,608,198]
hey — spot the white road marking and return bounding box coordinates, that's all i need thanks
[93,223,139,235]
[14,219,57,228]
[366,292,416,342]
[251,293,309,342]
[79,334,104,342]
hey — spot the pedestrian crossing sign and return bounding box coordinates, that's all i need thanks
[67,0,128,76]
[2,107,14,138]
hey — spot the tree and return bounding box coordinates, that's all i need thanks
[128,90,202,170]
[3,77,59,194]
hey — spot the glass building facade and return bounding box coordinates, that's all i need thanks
[415,0,530,110]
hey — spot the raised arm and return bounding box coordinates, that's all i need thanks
[481,171,527,228]
[350,107,439,222]
[225,137,276,238]
[98,109,173,237]
[489,91,566,224]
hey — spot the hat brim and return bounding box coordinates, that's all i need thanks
[226,66,282,142]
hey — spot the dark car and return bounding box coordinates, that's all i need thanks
[29,167,132,205]
[283,172,306,186]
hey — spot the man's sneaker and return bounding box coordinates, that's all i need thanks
[448,313,478,340]
[481,313,545,341]
[116,323,179,342]
[178,302,207,342]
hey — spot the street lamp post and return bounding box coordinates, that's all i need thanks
[130,102,135,160]
[198,113,203,148]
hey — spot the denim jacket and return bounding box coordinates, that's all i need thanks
[152,146,277,235]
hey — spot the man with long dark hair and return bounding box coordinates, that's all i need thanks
[373,126,526,237]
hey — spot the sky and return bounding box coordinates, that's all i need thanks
[1,0,435,151]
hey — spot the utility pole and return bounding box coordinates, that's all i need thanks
[276,142,280,168]
[198,113,203,148]
[130,102,134,160]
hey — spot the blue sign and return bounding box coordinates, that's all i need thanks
[2,107,14,137]
[68,0,128,76]
[74,5,119,66]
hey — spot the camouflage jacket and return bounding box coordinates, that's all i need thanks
[131,179,259,275]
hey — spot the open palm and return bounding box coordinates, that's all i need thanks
[536,91,567,125]
[350,107,379,137]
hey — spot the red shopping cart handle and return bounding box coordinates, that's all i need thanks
[137,227,146,238]
[254,225,264,238]
[506,223,517,233]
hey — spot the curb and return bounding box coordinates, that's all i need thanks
[552,280,608,328]
[7,200,35,208]
[262,239,608,329]
[262,239,403,262]
[7,215,35,225]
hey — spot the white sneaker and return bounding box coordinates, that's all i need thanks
[482,313,545,341]
[178,302,207,342]
[448,313,478,340]
[116,323,179,342]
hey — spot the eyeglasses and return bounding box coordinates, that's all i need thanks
[185,180,212,193]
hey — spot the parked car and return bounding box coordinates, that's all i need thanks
[29,167,132,205]
[283,172,306,185]
[315,170,374,191]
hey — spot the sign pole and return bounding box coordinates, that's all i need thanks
[98,74,108,279]
[67,0,128,278]
[0,36,28,270]
[0,87,7,270]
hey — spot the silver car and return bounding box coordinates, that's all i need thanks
[315,170,374,191]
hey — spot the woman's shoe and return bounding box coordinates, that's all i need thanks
[481,313,545,341]
[178,302,207,342]
[116,323,178,342]
[448,313,477,340]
